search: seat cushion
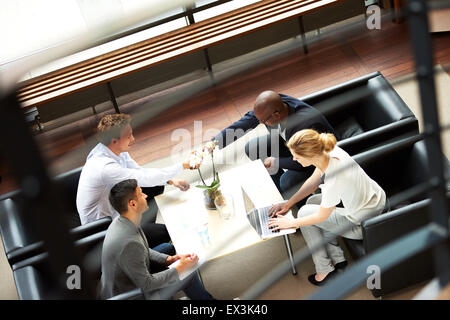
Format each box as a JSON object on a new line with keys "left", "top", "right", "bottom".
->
{"left": 342, "top": 238, "right": 365, "bottom": 259}
{"left": 335, "top": 117, "right": 364, "bottom": 140}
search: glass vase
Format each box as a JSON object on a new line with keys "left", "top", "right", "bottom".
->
{"left": 203, "top": 188, "right": 222, "bottom": 210}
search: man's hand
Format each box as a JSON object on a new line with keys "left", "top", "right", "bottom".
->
{"left": 268, "top": 214, "right": 296, "bottom": 231}
{"left": 263, "top": 157, "right": 276, "bottom": 169}
{"left": 263, "top": 156, "right": 279, "bottom": 175}
{"left": 166, "top": 255, "right": 181, "bottom": 266}
{"left": 175, "top": 253, "right": 199, "bottom": 274}
{"left": 268, "top": 202, "right": 290, "bottom": 217}
{"left": 169, "top": 179, "right": 190, "bottom": 191}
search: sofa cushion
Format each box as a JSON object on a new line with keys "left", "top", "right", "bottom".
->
{"left": 342, "top": 238, "right": 365, "bottom": 259}
{"left": 335, "top": 117, "right": 364, "bottom": 140}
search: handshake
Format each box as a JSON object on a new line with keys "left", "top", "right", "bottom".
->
{"left": 182, "top": 140, "right": 218, "bottom": 170}
{"left": 174, "top": 140, "right": 219, "bottom": 192}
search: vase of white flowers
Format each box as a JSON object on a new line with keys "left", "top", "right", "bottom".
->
{"left": 189, "top": 140, "right": 222, "bottom": 210}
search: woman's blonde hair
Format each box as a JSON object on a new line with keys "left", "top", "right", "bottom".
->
{"left": 286, "top": 129, "right": 337, "bottom": 158}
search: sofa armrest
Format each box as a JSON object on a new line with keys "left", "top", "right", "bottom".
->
{"left": 70, "top": 217, "right": 112, "bottom": 240}
{"left": 7, "top": 241, "right": 45, "bottom": 267}
{"left": 299, "top": 72, "right": 381, "bottom": 105}
{"left": 12, "top": 251, "right": 50, "bottom": 271}
{"left": 108, "top": 288, "right": 144, "bottom": 300}
{"left": 338, "top": 117, "right": 419, "bottom": 155}
{"left": 12, "top": 230, "right": 108, "bottom": 271}
{"left": 361, "top": 198, "right": 432, "bottom": 253}
{"left": 7, "top": 217, "right": 111, "bottom": 268}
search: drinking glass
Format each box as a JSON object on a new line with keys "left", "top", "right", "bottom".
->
{"left": 214, "top": 193, "right": 235, "bottom": 220}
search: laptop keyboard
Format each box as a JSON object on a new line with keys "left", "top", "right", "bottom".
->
{"left": 259, "top": 206, "right": 280, "bottom": 236}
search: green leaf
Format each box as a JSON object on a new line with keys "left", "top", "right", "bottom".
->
{"left": 210, "top": 182, "right": 220, "bottom": 190}
{"left": 210, "top": 180, "right": 219, "bottom": 188}
{"left": 195, "top": 185, "right": 210, "bottom": 189}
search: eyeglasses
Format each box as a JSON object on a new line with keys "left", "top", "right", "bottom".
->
{"left": 260, "top": 111, "right": 279, "bottom": 125}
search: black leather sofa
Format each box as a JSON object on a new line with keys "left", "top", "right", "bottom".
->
{"left": 0, "top": 166, "right": 111, "bottom": 268}
{"left": 299, "top": 71, "right": 419, "bottom": 155}
{"left": 342, "top": 135, "right": 450, "bottom": 297}
{"left": 12, "top": 230, "right": 107, "bottom": 300}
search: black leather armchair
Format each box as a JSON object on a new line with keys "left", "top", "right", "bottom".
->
{"left": 0, "top": 166, "right": 111, "bottom": 267}
{"left": 299, "top": 71, "right": 419, "bottom": 155}
{"left": 12, "top": 230, "right": 107, "bottom": 300}
{"left": 341, "top": 135, "right": 450, "bottom": 297}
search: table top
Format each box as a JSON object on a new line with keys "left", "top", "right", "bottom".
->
{"left": 155, "top": 159, "right": 285, "bottom": 263}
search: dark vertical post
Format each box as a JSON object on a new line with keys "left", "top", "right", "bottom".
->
{"left": 406, "top": 0, "right": 450, "bottom": 288}
{"left": 185, "top": 5, "right": 195, "bottom": 25}
{"left": 389, "top": 0, "right": 396, "bottom": 22}
{"left": 298, "top": 16, "right": 308, "bottom": 54}
{"left": 185, "top": 5, "right": 213, "bottom": 72}
{"left": 203, "top": 48, "right": 213, "bottom": 73}
{"left": 106, "top": 82, "right": 120, "bottom": 114}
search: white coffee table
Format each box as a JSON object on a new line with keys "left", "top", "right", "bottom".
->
{"left": 155, "top": 159, "right": 297, "bottom": 275}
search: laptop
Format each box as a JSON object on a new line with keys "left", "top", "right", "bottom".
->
{"left": 241, "top": 186, "right": 296, "bottom": 239}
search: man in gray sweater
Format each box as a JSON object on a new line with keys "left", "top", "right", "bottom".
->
{"left": 99, "top": 179, "right": 214, "bottom": 300}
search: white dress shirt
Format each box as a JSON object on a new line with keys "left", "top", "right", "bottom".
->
{"left": 278, "top": 120, "right": 287, "bottom": 141}
{"left": 76, "top": 143, "right": 183, "bottom": 225}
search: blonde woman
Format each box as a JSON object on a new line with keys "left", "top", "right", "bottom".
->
{"left": 268, "top": 129, "right": 386, "bottom": 286}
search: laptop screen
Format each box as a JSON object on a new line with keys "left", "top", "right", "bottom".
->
{"left": 241, "top": 186, "right": 256, "bottom": 214}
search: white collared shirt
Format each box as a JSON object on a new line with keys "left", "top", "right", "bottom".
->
{"left": 76, "top": 143, "right": 183, "bottom": 225}
{"left": 278, "top": 119, "right": 288, "bottom": 141}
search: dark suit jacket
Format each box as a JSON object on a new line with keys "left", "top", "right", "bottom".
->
{"left": 213, "top": 94, "right": 337, "bottom": 171}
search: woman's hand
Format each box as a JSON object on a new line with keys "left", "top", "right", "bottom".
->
{"left": 268, "top": 214, "right": 296, "bottom": 231}
{"left": 268, "top": 202, "right": 290, "bottom": 217}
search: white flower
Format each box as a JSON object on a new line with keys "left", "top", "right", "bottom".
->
{"left": 200, "top": 148, "right": 210, "bottom": 157}
{"left": 189, "top": 140, "right": 218, "bottom": 168}
{"left": 189, "top": 153, "right": 203, "bottom": 168}
{"left": 204, "top": 141, "right": 217, "bottom": 153}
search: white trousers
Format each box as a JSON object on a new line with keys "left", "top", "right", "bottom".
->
{"left": 298, "top": 193, "right": 385, "bottom": 274}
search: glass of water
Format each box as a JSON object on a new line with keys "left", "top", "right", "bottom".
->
{"left": 214, "top": 193, "right": 235, "bottom": 220}
{"left": 196, "top": 222, "right": 211, "bottom": 246}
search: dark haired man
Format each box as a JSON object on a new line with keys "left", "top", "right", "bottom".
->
{"left": 100, "top": 179, "right": 214, "bottom": 300}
